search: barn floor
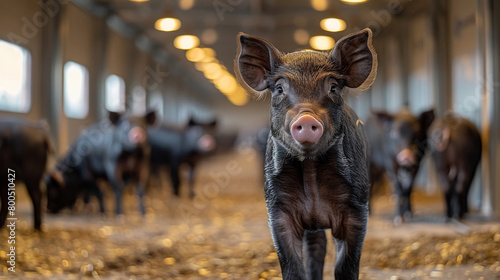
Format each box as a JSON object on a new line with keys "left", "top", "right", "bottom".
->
{"left": 1, "top": 150, "right": 500, "bottom": 279}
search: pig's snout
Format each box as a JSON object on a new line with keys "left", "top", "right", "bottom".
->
{"left": 198, "top": 134, "right": 216, "bottom": 152}
{"left": 396, "top": 148, "right": 416, "bottom": 166}
{"left": 290, "top": 114, "right": 323, "bottom": 144}
{"left": 128, "top": 127, "right": 146, "bottom": 144}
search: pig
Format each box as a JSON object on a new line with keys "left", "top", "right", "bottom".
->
{"left": 235, "top": 28, "right": 377, "bottom": 279}
{"left": 0, "top": 118, "right": 53, "bottom": 230}
{"left": 365, "top": 108, "right": 435, "bottom": 224}
{"left": 148, "top": 118, "right": 217, "bottom": 198}
{"left": 48, "top": 111, "right": 156, "bottom": 216}
{"left": 428, "top": 115, "right": 481, "bottom": 220}
{"left": 45, "top": 162, "right": 104, "bottom": 214}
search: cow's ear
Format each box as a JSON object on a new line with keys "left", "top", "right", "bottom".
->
{"left": 108, "top": 111, "right": 122, "bottom": 125}
{"left": 419, "top": 108, "right": 435, "bottom": 131}
{"left": 330, "top": 28, "right": 377, "bottom": 92}
{"left": 145, "top": 110, "right": 157, "bottom": 125}
{"left": 235, "top": 32, "right": 282, "bottom": 99}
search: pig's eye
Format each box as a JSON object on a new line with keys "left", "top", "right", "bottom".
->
{"left": 275, "top": 85, "right": 284, "bottom": 95}
{"left": 329, "top": 84, "right": 338, "bottom": 94}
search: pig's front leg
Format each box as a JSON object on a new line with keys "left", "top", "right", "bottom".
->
{"left": 397, "top": 167, "right": 417, "bottom": 221}
{"left": 187, "top": 163, "right": 196, "bottom": 199}
{"left": 268, "top": 209, "right": 306, "bottom": 280}
{"left": 136, "top": 159, "right": 150, "bottom": 215}
{"left": 386, "top": 166, "right": 411, "bottom": 224}
{"left": 332, "top": 210, "right": 367, "bottom": 280}
{"left": 105, "top": 162, "right": 125, "bottom": 216}
{"left": 304, "top": 230, "right": 327, "bottom": 280}
{"left": 169, "top": 163, "right": 181, "bottom": 197}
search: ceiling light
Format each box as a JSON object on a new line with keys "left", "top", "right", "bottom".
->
{"left": 309, "top": 36, "right": 335, "bottom": 50}
{"left": 214, "top": 74, "right": 238, "bottom": 94}
{"left": 201, "top": 48, "right": 216, "bottom": 58}
{"left": 228, "top": 92, "right": 248, "bottom": 106}
{"left": 174, "top": 35, "right": 200, "bottom": 50}
{"left": 204, "top": 69, "right": 223, "bottom": 80}
{"left": 129, "top": 0, "right": 149, "bottom": 2}
{"left": 310, "top": 0, "right": 328, "bottom": 11}
{"left": 186, "top": 48, "right": 218, "bottom": 63}
{"left": 202, "top": 63, "right": 223, "bottom": 80}
{"left": 294, "top": 29, "right": 309, "bottom": 45}
{"left": 320, "top": 18, "right": 346, "bottom": 32}
{"left": 179, "top": 0, "right": 195, "bottom": 10}
{"left": 155, "top": 18, "right": 181, "bottom": 32}
{"left": 341, "top": 0, "right": 368, "bottom": 4}
{"left": 186, "top": 48, "right": 205, "bottom": 62}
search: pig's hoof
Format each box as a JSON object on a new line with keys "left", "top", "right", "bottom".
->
{"left": 393, "top": 216, "right": 404, "bottom": 226}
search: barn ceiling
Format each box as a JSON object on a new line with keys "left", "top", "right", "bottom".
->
{"left": 80, "top": 0, "right": 414, "bottom": 106}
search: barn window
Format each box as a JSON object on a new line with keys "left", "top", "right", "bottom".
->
{"left": 148, "top": 92, "right": 163, "bottom": 120}
{"left": 0, "top": 40, "right": 32, "bottom": 113}
{"left": 105, "top": 74, "right": 126, "bottom": 112}
{"left": 64, "top": 61, "right": 89, "bottom": 119}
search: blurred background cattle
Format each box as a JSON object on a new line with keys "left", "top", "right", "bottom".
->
{"left": 1, "top": 0, "right": 500, "bottom": 278}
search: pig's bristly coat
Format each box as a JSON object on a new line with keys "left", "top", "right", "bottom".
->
{"left": 235, "top": 28, "right": 377, "bottom": 280}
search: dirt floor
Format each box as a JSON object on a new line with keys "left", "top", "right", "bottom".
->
{"left": 1, "top": 149, "right": 500, "bottom": 279}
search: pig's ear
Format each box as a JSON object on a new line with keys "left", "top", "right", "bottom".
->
{"left": 207, "top": 119, "right": 217, "bottom": 127}
{"left": 187, "top": 117, "right": 197, "bottom": 126}
{"left": 331, "top": 28, "right": 377, "bottom": 92}
{"left": 108, "top": 111, "right": 122, "bottom": 125}
{"left": 235, "top": 33, "right": 282, "bottom": 99}
{"left": 50, "top": 170, "right": 65, "bottom": 188}
{"left": 373, "top": 111, "right": 394, "bottom": 131}
{"left": 419, "top": 108, "right": 435, "bottom": 131}
{"left": 145, "top": 111, "right": 157, "bottom": 125}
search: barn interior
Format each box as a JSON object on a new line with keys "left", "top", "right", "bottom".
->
{"left": 1, "top": 0, "right": 500, "bottom": 279}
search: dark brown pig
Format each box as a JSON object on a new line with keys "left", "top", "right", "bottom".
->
{"left": 235, "top": 28, "right": 377, "bottom": 280}
{"left": 0, "top": 118, "right": 53, "bottom": 230}
{"left": 428, "top": 115, "right": 482, "bottom": 220}
{"left": 148, "top": 118, "right": 217, "bottom": 198}
{"left": 365, "top": 108, "right": 434, "bottom": 224}
{"left": 47, "top": 111, "right": 156, "bottom": 216}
